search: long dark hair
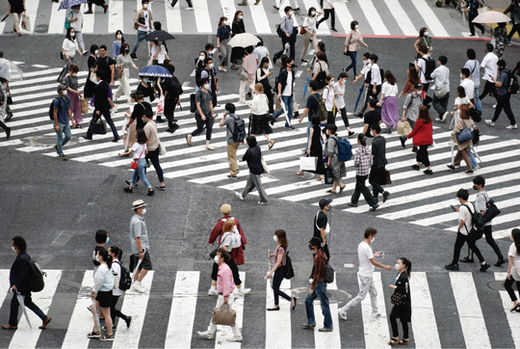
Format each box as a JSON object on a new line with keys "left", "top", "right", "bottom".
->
{"left": 512, "top": 229, "right": 520, "bottom": 256}
{"left": 136, "top": 129, "right": 147, "bottom": 144}
{"left": 233, "top": 10, "right": 243, "bottom": 23}
{"left": 384, "top": 70, "right": 396, "bottom": 85}
{"left": 65, "top": 27, "right": 76, "bottom": 41}
{"left": 109, "top": 245, "right": 123, "bottom": 261}
{"left": 274, "top": 229, "right": 288, "bottom": 250}
{"left": 407, "top": 66, "right": 420, "bottom": 85}
{"left": 399, "top": 257, "right": 412, "bottom": 277}
{"left": 115, "top": 29, "right": 125, "bottom": 46}
{"left": 418, "top": 105, "right": 431, "bottom": 124}
{"left": 97, "top": 247, "right": 112, "bottom": 268}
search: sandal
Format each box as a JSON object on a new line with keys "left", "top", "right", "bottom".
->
{"left": 268, "top": 140, "right": 275, "bottom": 150}
{"left": 100, "top": 334, "right": 114, "bottom": 341}
{"left": 339, "top": 185, "right": 346, "bottom": 193}
{"left": 296, "top": 171, "right": 304, "bottom": 176}
{"left": 510, "top": 303, "right": 520, "bottom": 312}
{"left": 388, "top": 337, "right": 400, "bottom": 345}
{"left": 326, "top": 189, "right": 335, "bottom": 193}
{"left": 87, "top": 331, "right": 101, "bottom": 339}
{"left": 399, "top": 338, "right": 409, "bottom": 345}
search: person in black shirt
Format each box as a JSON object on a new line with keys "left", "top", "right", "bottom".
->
{"left": 84, "top": 75, "right": 119, "bottom": 141}
{"left": 95, "top": 45, "right": 115, "bottom": 96}
{"left": 313, "top": 198, "right": 331, "bottom": 260}
{"left": 161, "top": 63, "right": 182, "bottom": 133}
{"left": 125, "top": 92, "right": 152, "bottom": 132}
{"left": 369, "top": 123, "right": 390, "bottom": 202}
{"left": 235, "top": 136, "right": 268, "bottom": 204}
{"left": 362, "top": 99, "right": 381, "bottom": 137}
{"left": 2, "top": 236, "right": 51, "bottom": 330}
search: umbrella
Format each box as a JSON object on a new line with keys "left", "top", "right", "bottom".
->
{"left": 0, "top": 58, "right": 24, "bottom": 81}
{"left": 303, "top": 77, "right": 309, "bottom": 98}
{"left": 58, "top": 0, "right": 88, "bottom": 10}
{"left": 139, "top": 65, "right": 172, "bottom": 78}
{"left": 472, "top": 11, "right": 510, "bottom": 24}
{"left": 227, "top": 33, "right": 261, "bottom": 48}
{"left": 16, "top": 292, "right": 32, "bottom": 329}
{"left": 354, "top": 84, "right": 365, "bottom": 112}
{"left": 145, "top": 30, "right": 175, "bottom": 42}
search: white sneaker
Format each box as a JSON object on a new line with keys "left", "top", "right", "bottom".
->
{"left": 238, "top": 287, "right": 251, "bottom": 295}
{"left": 371, "top": 312, "right": 384, "bottom": 319}
{"left": 228, "top": 336, "right": 243, "bottom": 342}
{"left": 208, "top": 287, "right": 218, "bottom": 296}
{"left": 234, "top": 192, "right": 244, "bottom": 201}
{"left": 338, "top": 309, "right": 348, "bottom": 321}
{"left": 197, "top": 330, "right": 214, "bottom": 340}
{"left": 132, "top": 281, "right": 145, "bottom": 293}
{"left": 506, "top": 124, "right": 518, "bottom": 129}
{"left": 484, "top": 119, "right": 495, "bottom": 127}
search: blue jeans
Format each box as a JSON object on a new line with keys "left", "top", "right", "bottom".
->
{"left": 272, "top": 95, "right": 294, "bottom": 127}
{"left": 55, "top": 122, "right": 71, "bottom": 156}
{"left": 474, "top": 87, "right": 481, "bottom": 112}
{"left": 304, "top": 281, "right": 332, "bottom": 329}
{"left": 345, "top": 50, "right": 357, "bottom": 76}
{"left": 469, "top": 148, "right": 477, "bottom": 168}
{"left": 131, "top": 30, "right": 149, "bottom": 56}
{"left": 132, "top": 158, "right": 152, "bottom": 189}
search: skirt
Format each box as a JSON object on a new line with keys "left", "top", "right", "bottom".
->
{"left": 381, "top": 96, "right": 399, "bottom": 129}
{"left": 69, "top": 92, "right": 82, "bottom": 123}
{"left": 250, "top": 114, "right": 272, "bottom": 135}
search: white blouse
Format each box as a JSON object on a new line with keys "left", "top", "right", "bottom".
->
{"left": 62, "top": 39, "right": 79, "bottom": 58}
{"left": 249, "top": 93, "right": 269, "bottom": 115}
{"left": 382, "top": 82, "right": 398, "bottom": 97}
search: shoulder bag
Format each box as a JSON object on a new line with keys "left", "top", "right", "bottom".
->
{"left": 130, "top": 146, "right": 145, "bottom": 170}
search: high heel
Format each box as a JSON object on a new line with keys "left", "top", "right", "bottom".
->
{"left": 291, "top": 297, "right": 297, "bottom": 311}
{"left": 510, "top": 303, "right": 520, "bottom": 312}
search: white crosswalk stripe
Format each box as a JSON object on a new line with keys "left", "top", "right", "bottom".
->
{"left": 1, "top": 0, "right": 464, "bottom": 37}
{"left": 2, "top": 67, "right": 519, "bottom": 240}
{"left": 1, "top": 269, "right": 516, "bottom": 348}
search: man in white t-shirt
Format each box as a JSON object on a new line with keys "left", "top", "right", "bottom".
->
{"left": 130, "top": 0, "right": 153, "bottom": 60}
{"left": 338, "top": 227, "right": 391, "bottom": 320}
{"left": 460, "top": 68, "right": 475, "bottom": 101}
{"left": 445, "top": 189, "right": 491, "bottom": 272}
{"left": 479, "top": 43, "right": 498, "bottom": 102}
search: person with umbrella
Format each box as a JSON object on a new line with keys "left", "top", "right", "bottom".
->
{"left": 130, "top": 0, "right": 153, "bottom": 60}
{"left": 0, "top": 52, "right": 12, "bottom": 138}
{"left": 146, "top": 21, "right": 175, "bottom": 58}
{"left": 464, "top": 0, "right": 486, "bottom": 37}
{"left": 65, "top": 3, "right": 86, "bottom": 55}
{"left": 230, "top": 11, "right": 246, "bottom": 70}
{"left": 2, "top": 236, "right": 52, "bottom": 331}
{"left": 149, "top": 37, "right": 170, "bottom": 66}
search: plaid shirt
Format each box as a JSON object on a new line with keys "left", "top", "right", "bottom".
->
{"left": 354, "top": 145, "right": 372, "bottom": 176}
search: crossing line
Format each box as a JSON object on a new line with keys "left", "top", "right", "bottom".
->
{"left": 411, "top": 0, "right": 449, "bottom": 37}
{"left": 357, "top": 0, "right": 389, "bottom": 36}
{"left": 265, "top": 278, "right": 292, "bottom": 348}
{"left": 48, "top": 2, "right": 66, "bottom": 34}
{"left": 495, "top": 273, "right": 520, "bottom": 348}
{"left": 410, "top": 272, "right": 441, "bottom": 349}
{"left": 361, "top": 272, "right": 389, "bottom": 349}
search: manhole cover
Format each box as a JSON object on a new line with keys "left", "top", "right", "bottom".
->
{"left": 488, "top": 280, "right": 506, "bottom": 291}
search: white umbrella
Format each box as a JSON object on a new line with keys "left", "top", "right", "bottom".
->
{"left": 472, "top": 11, "right": 510, "bottom": 24}
{"left": 227, "top": 33, "right": 261, "bottom": 48}
{"left": 16, "top": 293, "right": 32, "bottom": 329}
{"left": 0, "top": 58, "right": 24, "bottom": 81}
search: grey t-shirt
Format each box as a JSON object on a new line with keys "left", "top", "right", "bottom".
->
{"left": 474, "top": 190, "right": 491, "bottom": 226}
{"left": 129, "top": 214, "right": 149, "bottom": 254}
{"left": 195, "top": 89, "right": 211, "bottom": 116}
{"left": 222, "top": 114, "right": 238, "bottom": 145}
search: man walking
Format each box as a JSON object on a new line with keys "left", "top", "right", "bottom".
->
{"left": 271, "top": 58, "right": 295, "bottom": 128}
{"left": 316, "top": 0, "right": 336, "bottom": 32}
{"left": 2, "top": 236, "right": 52, "bottom": 330}
{"left": 129, "top": 200, "right": 153, "bottom": 293}
{"left": 314, "top": 198, "right": 332, "bottom": 260}
{"left": 219, "top": 103, "right": 241, "bottom": 178}
{"left": 95, "top": 45, "right": 115, "bottom": 96}
{"left": 169, "top": 0, "right": 193, "bottom": 10}
{"left": 186, "top": 78, "right": 215, "bottom": 150}
{"left": 348, "top": 134, "right": 379, "bottom": 211}
{"left": 430, "top": 56, "right": 450, "bottom": 121}
{"left": 464, "top": 0, "right": 485, "bottom": 36}
{"left": 301, "top": 237, "right": 332, "bottom": 332}
{"left": 131, "top": 0, "right": 152, "bottom": 60}
{"left": 368, "top": 123, "right": 390, "bottom": 203}
{"left": 162, "top": 63, "right": 182, "bottom": 133}
{"left": 52, "top": 84, "right": 76, "bottom": 160}
{"left": 84, "top": 74, "right": 119, "bottom": 142}
{"left": 479, "top": 43, "right": 498, "bottom": 102}
{"left": 464, "top": 49, "right": 481, "bottom": 112}
{"left": 200, "top": 57, "right": 219, "bottom": 108}
{"left": 485, "top": 59, "right": 517, "bottom": 129}
{"left": 338, "top": 227, "right": 391, "bottom": 321}
{"left": 273, "top": 7, "right": 297, "bottom": 63}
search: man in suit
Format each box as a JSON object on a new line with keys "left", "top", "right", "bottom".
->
{"left": 83, "top": 75, "right": 119, "bottom": 141}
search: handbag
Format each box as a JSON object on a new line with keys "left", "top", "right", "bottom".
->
{"left": 324, "top": 166, "right": 334, "bottom": 184}
{"left": 391, "top": 292, "right": 406, "bottom": 306}
{"left": 80, "top": 98, "right": 88, "bottom": 114}
{"left": 21, "top": 13, "right": 31, "bottom": 32}
{"left": 90, "top": 115, "right": 106, "bottom": 135}
{"left": 397, "top": 120, "right": 411, "bottom": 136}
{"left": 456, "top": 127, "right": 474, "bottom": 143}
{"left": 384, "top": 170, "right": 392, "bottom": 185}
{"left": 300, "top": 156, "right": 317, "bottom": 172}
{"left": 89, "top": 72, "right": 98, "bottom": 84}
{"left": 299, "top": 26, "right": 305, "bottom": 35}
{"left": 261, "top": 156, "right": 270, "bottom": 174}
{"left": 156, "top": 98, "right": 164, "bottom": 117}
{"left": 159, "top": 143, "right": 167, "bottom": 156}
{"left": 131, "top": 147, "right": 145, "bottom": 170}
{"left": 433, "top": 84, "right": 449, "bottom": 98}
{"left": 284, "top": 251, "right": 295, "bottom": 279}
{"left": 212, "top": 303, "right": 236, "bottom": 326}
{"left": 115, "top": 65, "right": 123, "bottom": 80}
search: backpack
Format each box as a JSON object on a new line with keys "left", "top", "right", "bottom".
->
{"left": 462, "top": 203, "right": 484, "bottom": 238}
{"left": 229, "top": 114, "right": 246, "bottom": 142}
{"left": 220, "top": 217, "right": 242, "bottom": 249}
{"left": 332, "top": 136, "right": 353, "bottom": 162}
{"left": 421, "top": 56, "right": 436, "bottom": 81}
{"left": 113, "top": 261, "right": 132, "bottom": 291}
{"left": 48, "top": 98, "right": 58, "bottom": 121}
{"left": 312, "top": 94, "right": 328, "bottom": 122}
{"left": 505, "top": 69, "right": 519, "bottom": 94}
{"left": 168, "top": 76, "right": 184, "bottom": 97}
{"left": 324, "top": 263, "right": 334, "bottom": 284}
{"left": 28, "top": 258, "right": 46, "bottom": 292}
{"left": 315, "top": 62, "right": 327, "bottom": 89}
{"left": 284, "top": 251, "right": 295, "bottom": 279}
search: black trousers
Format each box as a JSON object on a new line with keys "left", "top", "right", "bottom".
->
{"left": 505, "top": 277, "right": 520, "bottom": 302}
{"left": 274, "top": 34, "right": 296, "bottom": 61}
{"left": 351, "top": 175, "right": 378, "bottom": 206}
{"left": 369, "top": 166, "right": 385, "bottom": 197}
{"left": 432, "top": 92, "right": 449, "bottom": 119}
{"left": 337, "top": 107, "right": 349, "bottom": 128}
{"left": 265, "top": 88, "right": 274, "bottom": 114}
{"left": 147, "top": 148, "right": 164, "bottom": 183}
{"left": 360, "top": 84, "right": 381, "bottom": 114}
{"left": 110, "top": 295, "right": 128, "bottom": 323}
{"left": 327, "top": 111, "right": 335, "bottom": 126}
{"left": 468, "top": 9, "right": 485, "bottom": 35}
{"left": 272, "top": 267, "right": 291, "bottom": 306}
{"left": 191, "top": 112, "right": 213, "bottom": 140}
{"left": 9, "top": 290, "right": 47, "bottom": 326}
{"left": 390, "top": 309, "right": 409, "bottom": 339}
{"left": 452, "top": 232, "right": 485, "bottom": 265}
{"left": 0, "top": 120, "right": 8, "bottom": 132}
{"left": 416, "top": 145, "right": 430, "bottom": 166}
{"left": 508, "top": 23, "right": 520, "bottom": 40}
{"left": 211, "top": 259, "right": 242, "bottom": 286}
{"left": 479, "top": 80, "right": 496, "bottom": 100}
{"left": 164, "top": 96, "right": 178, "bottom": 130}
{"left": 87, "top": 108, "right": 118, "bottom": 139}
{"left": 492, "top": 93, "right": 516, "bottom": 125}
{"left": 317, "top": 8, "right": 335, "bottom": 29}
{"left": 467, "top": 225, "right": 504, "bottom": 260}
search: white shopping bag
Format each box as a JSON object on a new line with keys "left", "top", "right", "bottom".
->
{"left": 21, "top": 13, "right": 31, "bottom": 32}
{"left": 300, "top": 156, "right": 317, "bottom": 171}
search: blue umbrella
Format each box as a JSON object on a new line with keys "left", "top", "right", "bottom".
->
{"left": 303, "top": 77, "right": 309, "bottom": 98}
{"left": 354, "top": 84, "right": 365, "bottom": 112}
{"left": 139, "top": 65, "right": 172, "bottom": 78}
{"left": 59, "top": 0, "right": 88, "bottom": 10}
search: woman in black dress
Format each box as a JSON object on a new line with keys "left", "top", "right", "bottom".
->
{"left": 230, "top": 10, "right": 245, "bottom": 70}
{"left": 84, "top": 44, "right": 98, "bottom": 99}
{"left": 388, "top": 257, "right": 412, "bottom": 346}
{"left": 297, "top": 116, "right": 324, "bottom": 178}
{"left": 256, "top": 57, "right": 274, "bottom": 114}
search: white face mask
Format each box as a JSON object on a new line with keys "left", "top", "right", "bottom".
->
{"left": 199, "top": 55, "right": 205, "bottom": 61}
{"left": 371, "top": 236, "right": 376, "bottom": 243}
{"left": 214, "top": 255, "right": 220, "bottom": 264}
{"left": 209, "top": 63, "right": 214, "bottom": 69}
{"left": 355, "top": 25, "right": 360, "bottom": 30}
{"left": 238, "top": 15, "right": 243, "bottom": 20}
{"left": 273, "top": 235, "right": 278, "bottom": 243}
{"left": 460, "top": 74, "right": 465, "bottom": 79}
{"left": 203, "top": 83, "right": 209, "bottom": 90}
{"left": 395, "top": 263, "right": 402, "bottom": 271}
{"left": 329, "top": 81, "right": 334, "bottom": 86}
{"left": 11, "top": 246, "right": 16, "bottom": 252}
{"left": 117, "top": 34, "right": 122, "bottom": 40}
{"left": 95, "top": 50, "right": 99, "bottom": 55}
{"left": 62, "top": 90, "right": 68, "bottom": 96}
{"left": 311, "top": 11, "right": 316, "bottom": 16}
{"left": 288, "top": 11, "right": 293, "bottom": 17}
{"left": 95, "top": 255, "right": 101, "bottom": 262}
{"left": 224, "top": 21, "right": 229, "bottom": 26}
{"left": 71, "top": 33, "right": 75, "bottom": 38}
{"left": 143, "top": 3, "right": 148, "bottom": 9}
{"left": 142, "top": 208, "right": 147, "bottom": 215}
{"left": 424, "top": 31, "right": 429, "bottom": 36}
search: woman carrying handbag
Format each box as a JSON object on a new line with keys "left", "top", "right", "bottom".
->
{"left": 388, "top": 257, "right": 412, "bottom": 346}
{"left": 119, "top": 129, "right": 154, "bottom": 196}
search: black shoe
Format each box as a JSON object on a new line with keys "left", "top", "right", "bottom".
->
{"left": 125, "top": 316, "right": 132, "bottom": 329}
{"left": 382, "top": 191, "right": 390, "bottom": 203}
{"left": 272, "top": 5, "right": 279, "bottom": 10}
{"left": 292, "top": 64, "right": 298, "bottom": 68}
{"left": 156, "top": 185, "right": 166, "bottom": 191}
{"left": 156, "top": 118, "right": 166, "bottom": 123}
{"left": 424, "top": 169, "right": 433, "bottom": 175}
{"left": 125, "top": 180, "right": 138, "bottom": 188}
{"left": 348, "top": 131, "right": 355, "bottom": 137}
{"left": 168, "top": 123, "right": 179, "bottom": 133}
{"left": 399, "top": 136, "right": 406, "bottom": 148}
{"left": 460, "top": 256, "right": 474, "bottom": 263}
{"left": 445, "top": 263, "right": 459, "bottom": 271}
{"left": 300, "top": 323, "right": 316, "bottom": 330}
{"left": 369, "top": 204, "right": 379, "bottom": 211}
{"left": 266, "top": 307, "right": 280, "bottom": 311}
{"left": 124, "top": 187, "right": 133, "bottom": 193}
{"left": 147, "top": 190, "right": 154, "bottom": 196}
{"left": 319, "top": 327, "right": 333, "bottom": 332}
{"left": 269, "top": 117, "right": 275, "bottom": 125}
{"left": 112, "top": 137, "right": 120, "bottom": 143}
{"left": 5, "top": 127, "right": 11, "bottom": 139}
{"left": 495, "top": 259, "right": 506, "bottom": 267}
{"left": 130, "top": 54, "right": 138, "bottom": 60}
{"left": 447, "top": 164, "right": 455, "bottom": 171}
{"left": 347, "top": 202, "right": 358, "bottom": 207}
{"left": 82, "top": 135, "right": 92, "bottom": 141}
{"left": 301, "top": 59, "right": 309, "bottom": 63}
{"left": 355, "top": 112, "right": 363, "bottom": 118}
{"left": 330, "top": 28, "right": 337, "bottom": 32}
{"left": 465, "top": 169, "right": 474, "bottom": 174}
{"left": 480, "top": 262, "right": 491, "bottom": 272}
{"left": 412, "top": 164, "right": 420, "bottom": 171}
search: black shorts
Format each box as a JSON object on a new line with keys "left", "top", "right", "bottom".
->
{"left": 139, "top": 251, "right": 153, "bottom": 271}
{"left": 96, "top": 290, "right": 113, "bottom": 308}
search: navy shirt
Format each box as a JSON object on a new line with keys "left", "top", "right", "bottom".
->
{"left": 217, "top": 25, "right": 231, "bottom": 40}
{"left": 10, "top": 252, "right": 32, "bottom": 291}
{"left": 496, "top": 69, "right": 509, "bottom": 96}
{"left": 305, "top": 93, "right": 321, "bottom": 120}
{"left": 53, "top": 96, "right": 70, "bottom": 124}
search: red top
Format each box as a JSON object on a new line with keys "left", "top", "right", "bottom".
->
{"left": 209, "top": 215, "right": 247, "bottom": 265}
{"left": 407, "top": 118, "right": 433, "bottom": 146}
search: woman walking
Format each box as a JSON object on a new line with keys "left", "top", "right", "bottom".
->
{"left": 84, "top": 44, "right": 99, "bottom": 100}
{"left": 344, "top": 20, "right": 368, "bottom": 75}
{"left": 301, "top": 7, "right": 319, "bottom": 63}
{"left": 325, "top": 124, "right": 346, "bottom": 194}
{"left": 322, "top": 75, "right": 335, "bottom": 125}
{"left": 505, "top": 229, "right": 520, "bottom": 312}
{"left": 235, "top": 136, "right": 268, "bottom": 204}
{"left": 378, "top": 71, "right": 399, "bottom": 133}
{"left": 120, "top": 129, "right": 154, "bottom": 196}
{"left": 266, "top": 229, "right": 297, "bottom": 311}
{"left": 112, "top": 30, "right": 125, "bottom": 58}
{"left": 114, "top": 43, "right": 139, "bottom": 102}
{"left": 64, "top": 64, "right": 83, "bottom": 128}
{"left": 249, "top": 83, "right": 275, "bottom": 149}
{"left": 216, "top": 16, "right": 232, "bottom": 72}
{"left": 256, "top": 57, "right": 274, "bottom": 114}
{"left": 447, "top": 105, "right": 475, "bottom": 174}
{"left": 493, "top": 22, "right": 508, "bottom": 58}
{"left": 388, "top": 257, "right": 412, "bottom": 346}
{"left": 59, "top": 27, "right": 83, "bottom": 82}
{"left": 6, "top": 0, "right": 24, "bottom": 36}
{"left": 87, "top": 247, "right": 114, "bottom": 341}
{"left": 230, "top": 11, "right": 246, "bottom": 70}
{"left": 142, "top": 111, "right": 165, "bottom": 190}
{"left": 334, "top": 72, "right": 355, "bottom": 136}
{"left": 400, "top": 105, "right": 434, "bottom": 175}
{"left": 297, "top": 116, "right": 325, "bottom": 179}
{"left": 398, "top": 66, "right": 420, "bottom": 99}
{"left": 108, "top": 246, "right": 132, "bottom": 329}
{"left": 413, "top": 27, "right": 433, "bottom": 57}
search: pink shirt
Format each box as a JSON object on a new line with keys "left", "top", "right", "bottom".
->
{"left": 217, "top": 262, "right": 235, "bottom": 297}
{"left": 242, "top": 54, "right": 257, "bottom": 80}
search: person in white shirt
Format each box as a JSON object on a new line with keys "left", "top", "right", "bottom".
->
{"left": 316, "top": 0, "right": 337, "bottom": 32}
{"left": 66, "top": 5, "right": 86, "bottom": 54}
{"left": 322, "top": 75, "right": 335, "bottom": 124}
{"left": 479, "top": 43, "right": 498, "bottom": 102}
{"left": 60, "top": 28, "right": 83, "bottom": 82}
{"left": 430, "top": 55, "right": 450, "bottom": 120}
{"left": 338, "top": 228, "right": 391, "bottom": 320}
{"left": 460, "top": 68, "right": 475, "bottom": 101}
{"left": 414, "top": 45, "right": 434, "bottom": 105}
{"left": 445, "top": 188, "right": 490, "bottom": 271}
{"left": 334, "top": 72, "right": 355, "bottom": 135}
{"left": 367, "top": 54, "right": 382, "bottom": 108}
{"left": 378, "top": 70, "right": 399, "bottom": 133}
{"left": 352, "top": 52, "right": 372, "bottom": 117}
{"left": 301, "top": 7, "right": 320, "bottom": 63}
{"left": 504, "top": 228, "right": 520, "bottom": 312}
{"left": 108, "top": 246, "right": 132, "bottom": 329}
{"left": 464, "top": 48, "right": 481, "bottom": 112}
{"left": 150, "top": 39, "right": 170, "bottom": 65}
{"left": 130, "top": 0, "right": 152, "bottom": 60}
{"left": 249, "top": 83, "right": 274, "bottom": 148}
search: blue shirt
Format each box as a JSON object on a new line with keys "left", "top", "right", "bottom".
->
{"left": 53, "top": 96, "right": 70, "bottom": 124}
{"left": 217, "top": 25, "right": 231, "bottom": 40}
{"left": 113, "top": 40, "right": 122, "bottom": 58}
{"left": 496, "top": 69, "right": 509, "bottom": 96}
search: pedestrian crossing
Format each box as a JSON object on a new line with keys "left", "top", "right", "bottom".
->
{"left": 2, "top": 66, "right": 519, "bottom": 240}
{"left": 0, "top": 268, "right": 519, "bottom": 348}
{"left": 1, "top": 0, "right": 466, "bottom": 37}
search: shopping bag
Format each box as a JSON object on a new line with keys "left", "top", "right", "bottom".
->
{"left": 80, "top": 98, "right": 88, "bottom": 114}
{"left": 300, "top": 156, "right": 317, "bottom": 171}
{"left": 384, "top": 170, "right": 392, "bottom": 185}
{"left": 261, "top": 156, "right": 270, "bottom": 174}
{"left": 21, "top": 13, "right": 31, "bottom": 32}
{"left": 212, "top": 303, "right": 236, "bottom": 326}
{"left": 159, "top": 143, "right": 167, "bottom": 156}
{"left": 397, "top": 120, "right": 411, "bottom": 136}
{"left": 156, "top": 98, "right": 164, "bottom": 117}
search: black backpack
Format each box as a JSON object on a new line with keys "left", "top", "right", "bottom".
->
{"left": 48, "top": 98, "right": 58, "bottom": 121}
{"left": 324, "top": 263, "right": 334, "bottom": 284}
{"left": 114, "top": 261, "right": 132, "bottom": 291}
{"left": 505, "top": 69, "right": 519, "bottom": 94}
{"left": 284, "top": 251, "right": 295, "bottom": 279}
{"left": 421, "top": 56, "right": 436, "bottom": 81}
{"left": 229, "top": 114, "right": 246, "bottom": 142}
{"left": 168, "top": 76, "right": 184, "bottom": 97}
{"left": 315, "top": 62, "right": 327, "bottom": 89}
{"left": 462, "top": 203, "right": 484, "bottom": 238}
{"left": 28, "top": 257, "right": 46, "bottom": 292}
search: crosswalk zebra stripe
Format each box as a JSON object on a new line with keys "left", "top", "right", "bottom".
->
{"left": 0, "top": 270, "right": 12, "bottom": 315}
{"left": 445, "top": 209, "right": 520, "bottom": 234}
{"left": 449, "top": 272, "right": 491, "bottom": 348}
{"left": 8, "top": 270, "right": 62, "bottom": 349}
{"left": 385, "top": 0, "right": 417, "bottom": 37}
{"left": 62, "top": 270, "right": 94, "bottom": 349}
{"left": 220, "top": 0, "right": 237, "bottom": 21}
{"left": 82, "top": 4, "right": 95, "bottom": 34}
{"left": 164, "top": 0, "right": 183, "bottom": 33}
{"left": 164, "top": 271, "right": 200, "bottom": 349}
{"left": 48, "top": 2, "right": 66, "bottom": 34}
{"left": 113, "top": 271, "right": 155, "bottom": 348}
{"left": 361, "top": 272, "right": 390, "bottom": 349}
{"left": 108, "top": 0, "right": 125, "bottom": 34}
{"left": 193, "top": 0, "right": 213, "bottom": 33}
{"left": 303, "top": 0, "right": 329, "bottom": 35}
{"left": 215, "top": 271, "right": 246, "bottom": 348}
{"left": 495, "top": 273, "right": 520, "bottom": 348}
{"left": 411, "top": 0, "right": 449, "bottom": 37}
{"left": 265, "top": 279, "right": 292, "bottom": 349}
{"left": 333, "top": 1, "right": 354, "bottom": 36}
{"left": 357, "top": 0, "right": 389, "bottom": 36}
{"left": 23, "top": 0, "right": 39, "bottom": 34}
{"left": 248, "top": 0, "right": 272, "bottom": 34}
{"left": 313, "top": 303, "right": 341, "bottom": 347}
{"left": 409, "top": 272, "right": 441, "bottom": 349}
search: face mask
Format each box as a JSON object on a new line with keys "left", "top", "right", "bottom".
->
{"left": 142, "top": 208, "right": 147, "bottom": 215}
{"left": 143, "top": 3, "right": 148, "bottom": 9}
{"left": 273, "top": 235, "right": 278, "bottom": 243}
{"left": 395, "top": 264, "right": 402, "bottom": 271}
{"left": 460, "top": 74, "right": 464, "bottom": 79}
{"left": 214, "top": 255, "right": 220, "bottom": 264}
{"left": 203, "top": 83, "right": 209, "bottom": 90}
{"left": 143, "top": 78, "right": 149, "bottom": 83}
{"left": 224, "top": 21, "right": 229, "bottom": 26}
{"left": 62, "top": 90, "right": 68, "bottom": 96}
{"left": 106, "top": 237, "right": 110, "bottom": 244}
{"left": 288, "top": 11, "right": 293, "bottom": 17}
{"left": 209, "top": 63, "right": 214, "bottom": 69}
{"left": 329, "top": 81, "right": 334, "bottom": 86}
{"left": 142, "top": 117, "right": 147, "bottom": 123}
{"left": 355, "top": 25, "right": 360, "bottom": 30}
{"left": 71, "top": 33, "right": 76, "bottom": 38}
{"left": 371, "top": 236, "right": 376, "bottom": 243}
{"left": 311, "top": 11, "right": 316, "bottom": 16}
{"left": 211, "top": 48, "right": 217, "bottom": 54}
{"left": 343, "top": 79, "right": 347, "bottom": 84}
{"left": 117, "top": 34, "right": 122, "bottom": 40}
{"left": 473, "top": 185, "right": 478, "bottom": 190}
{"left": 11, "top": 246, "right": 16, "bottom": 252}
{"left": 95, "top": 50, "right": 99, "bottom": 55}
{"left": 238, "top": 15, "right": 243, "bottom": 20}
{"left": 199, "top": 55, "right": 205, "bottom": 61}
{"left": 95, "top": 255, "right": 100, "bottom": 262}
{"left": 424, "top": 31, "right": 429, "bottom": 36}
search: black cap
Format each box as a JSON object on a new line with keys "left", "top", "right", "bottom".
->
{"left": 309, "top": 237, "right": 322, "bottom": 247}
{"left": 319, "top": 198, "right": 332, "bottom": 209}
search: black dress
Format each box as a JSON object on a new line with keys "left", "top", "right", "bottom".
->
{"left": 230, "top": 21, "right": 245, "bottom": 65}
{"left": 309, "top": 125, "right": 325, "bottom": 175}
{"left": 83, "top": 55, "right": 97, "bottom": 98}
{"left": 256, "top": 67, "right": 274, "bottom": 114}
{"left": 390, "top": 272, "right": 411, "bottom": 322}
